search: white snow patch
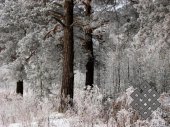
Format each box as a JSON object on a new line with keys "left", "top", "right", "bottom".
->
{"left": 8, "top": 122, "right": 38, "bottom": 127}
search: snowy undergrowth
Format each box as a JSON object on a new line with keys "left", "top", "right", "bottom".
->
{"left": 0, "top": 86, "right": 170, "bottom": 127}
{"left": 111, "top": 87, "right": 170, "bottom": 127}
{"left": 0, "top": 90, "right": 58, "bottom": 127}
{"left": 64, "top": 86, "right": 170, "bottom": 127}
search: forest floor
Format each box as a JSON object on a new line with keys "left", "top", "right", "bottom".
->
{"left": 0, "top": 86, "right": 169, "bottom": 127}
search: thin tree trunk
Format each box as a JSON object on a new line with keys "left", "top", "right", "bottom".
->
{"left": 16, "top": 64, "right": 24, "bottom": 96}
{"left": 96, "top": 41, "right": 101, "bottom": 88}
{"left": 85, "top": 28, "right": 94, "bottom": 88}
{"left": 16, "top": 80, "right": 23, "bottom": 96}
{"left": 97, "top": 61, "right": 101, "bottom": 87}
{"left": 60, "top": 0, "right": 74, "bottom": 112}
{"left": 118, "top": 61, "right": 121, "bottom": 92}
{"left": 163, "top": 68, "right": 167, "bottom": 93}
{"left": 84, "top": 0, "right": 94, "bottom": 88}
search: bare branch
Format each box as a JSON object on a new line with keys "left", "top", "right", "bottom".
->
{"left": 70, "top": 21, "right": 79, "bottom": 27}
{"left": 53, "top": 17, "right": 65, "bottom": 27}
{"left": 82, "top": 1, "right": 88, "bottom": 6}
{"left": 48, "top": 10, "right": 64, "bottom": 19}
{"left": 44, "top": 24, "right": 62, "bottom": 40}
{"left": 44, "top": 30, "right": 52, "bottom": 40}
{"left": 53, "top": 2, "right": 63, "bottom": 8}
{"left": 49, "top": 13, "right": 64, "bottom": 20}
{"left": 25, "top": 50, "right": 36, "bottom": 63}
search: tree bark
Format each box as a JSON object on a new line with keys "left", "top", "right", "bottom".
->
{"left": 84, "top": 0, "right": 94, "bottom": 89}
{"left": 16, "top": 80, "right": 23, "bottom": 96}
{"left": 60, "top": 0, "right": 74, "bottom": 112}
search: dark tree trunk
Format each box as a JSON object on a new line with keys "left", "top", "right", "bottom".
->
{"left": 118, "top": 61, "right": 121, "bottom": 92}
{"left": 85, "top": 28, "right": 94, "bottom": 88}
{"left": 128, "top": 58, "right": 130, "bottom": 82}
{"left": 84, "top": 0, "right": 94, "bottom": 88}
{"left": 16, "top": 80, "right": 23, "bottom": 96}
{"left": 60, "top": 0, "right": 74, "bottom": 112}
{"left": 97, "top": 42, "right": 101, "bottom": 87}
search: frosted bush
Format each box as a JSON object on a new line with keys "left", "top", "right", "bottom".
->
{"left": 0, "top": 90, "right": 58, "bottom": 127}
{"left": 73, "top": 86, "right": 103, "bottom": 122}
{"left": 57, "top": 86, "right": 170, "bottom": 127}
{"left": 116, "top": 109, "right": 132, "bottom": 127}
{"left": 149, "top": 110, "right": 167, "bottom": 127}
{"left": 64, "top": 85, "right": 114, "bottom": 126}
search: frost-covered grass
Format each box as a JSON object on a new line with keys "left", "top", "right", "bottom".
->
{"left": 0, "top": 86, "right": 169, "bottom": 127}
{"left": 0, "top": 89, "right": 58, "bottom": 127}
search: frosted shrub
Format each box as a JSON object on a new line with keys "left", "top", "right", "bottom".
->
{"left": 149, "top": 110, "right": 167, "bottom": 127}
{"left": 113, "top": 86, "right": 169, "bottom": 127}
{"left": 68, "top": 85, "right": 111, "bottom": 126}
{"left": 0, "top": 90, "right": 58, "bottom": 126}
{"left": 116, "top": 109, "right": 132, "bottom": 127}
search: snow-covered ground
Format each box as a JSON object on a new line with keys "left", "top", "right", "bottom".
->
{"left": 0, "top": 86, "right": 169, "bottom": 127}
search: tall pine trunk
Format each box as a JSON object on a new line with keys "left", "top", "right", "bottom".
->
{"left": 60, "top": 0, "right": 74, "bottom": 112}
{"left": 16, "top": 80, "right": 23, "bottom": 96}
{"left": 84, "top": 0, "right": 94, "bottom": 88}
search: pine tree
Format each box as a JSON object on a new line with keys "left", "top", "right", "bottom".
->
{"left": 60, "top": 0, "right": 74, "bottom": 112}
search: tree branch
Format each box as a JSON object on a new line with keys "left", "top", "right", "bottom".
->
{"left": 48, "top": 10, "right": 64, "bottom": 18}
{"left": 52, "top": 17, "right": 65, "bottom": 27}
{"left": 25, "top": 50, "right": 36, "bottom": 63}
{"left": 82, "top": 1, "right": 88, "bottom": 6}
{"left": 44, "top": 24, "right": 62, "bottom": 40}
{"left": 53, "top": 2, "right": 63, "bottom": 8}
{"left": 49, "top": 12, "right": 64, "bottom": 20}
